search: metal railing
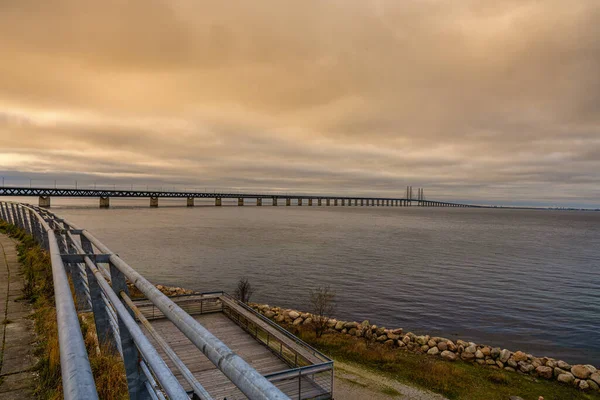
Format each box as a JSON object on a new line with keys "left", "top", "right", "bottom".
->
{"left": 0, "top": 201, "right": 296, "bottom": 400}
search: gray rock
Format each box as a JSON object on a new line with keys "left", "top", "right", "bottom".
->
{"left": 427, "top": 339, "right": 437, "bottom": 348}
{"left": 507, "top": 359, "right": 518, "bottom": 368}
{"left": 465, "top": 345, "right": 477, "bottom": 354}
{"left": 579, "top": 380, "right": 590, "bottom": 391}
{"left": 292, "top": 317, "right": 303, "bottom": 325}
{"left": 590, "top": 373, "right": 600, "bottom": 386}
{"left": 557, "top": 360, "right": 571, "bottom": 370}
{"left": 536, "top": 366, "right": 553, "bottom": 379}
{"left": 416, "top": 336, "right": 428, "bottom": 345}
{"left": 587, "top": 379, "right": 599, "bottom": 391}
{"left": 427, "top": 347, "right": 439, "bottom": 355}
{"left": 288, "top": 311, "right": 300, "bottom": 319}
{"left": 437, "top": 342, "right": 448, "bottom": 351}
{"left": 499, "top": 349, "right": 511, "bottom": 363}
{"left": 475, "top": 350, "right": 484, "bottom": 359}
{"left": 518, "top": 361, "right": 535, "bottom": 373}
{"left": 554, "top": 367, "right": 568, "bottom": 377}
{"left": 491, "top": 347, "right": 501, "bottom": 359}
{"left": 485, "top": 359, "right": 496, "bottom": 365}
{"left": 441, "top": 350, "right": 457, "bottom": 361}
{"left": 557, "top": 372, "right": 575, "bottom": 384}
{"left": 344, "top": 321, "right": 358, "bottom": 329}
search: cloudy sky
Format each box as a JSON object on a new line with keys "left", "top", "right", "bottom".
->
{"left": 1, "top": 0, "right": 599, "bottom": 207}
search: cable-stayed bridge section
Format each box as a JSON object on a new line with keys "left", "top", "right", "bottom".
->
{"left": 0, "top": 186, "right": 478, "bottom": 208}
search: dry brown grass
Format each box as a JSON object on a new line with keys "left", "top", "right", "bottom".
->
{"left": 1, "top": 221, "right": 128, "bottom": 399}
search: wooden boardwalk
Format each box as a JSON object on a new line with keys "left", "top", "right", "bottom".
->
{"left": 147, "top": 312, "right": 290, "bottom": 399}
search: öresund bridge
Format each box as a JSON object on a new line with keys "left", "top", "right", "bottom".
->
{"left": 0, "top": 185, "right": 478, "bottom": 208}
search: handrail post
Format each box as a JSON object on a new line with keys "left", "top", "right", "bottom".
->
{"left": 64, "top": 233, "right": 91, "bottom": 312}
{"left": 109, "top": 261, "right": 150, "bottom": 399}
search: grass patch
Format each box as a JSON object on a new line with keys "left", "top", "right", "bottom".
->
{"left": 285, "top": 325, "right": 600, "bottom": 400}
{"left": 0, "top": 221, "right": 127, "bottom": 399}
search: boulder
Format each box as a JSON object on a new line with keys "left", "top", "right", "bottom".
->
{"left": 475, "top": 350, "right": 484, "bottom": 359}
{"left": 441, "top": 350, "right": 457, "bottom": 361}
{"left": 420, "top": 345, "right": 429, "bottom": 352}
{"left": 518, "top": 361, "right": 535, "bottom": 373}
{"left": 491, "top": 347, "right": 501, "bottom": 359}
{"left": 377, "top": 335, "right": 388, "bottom": 342}
{"left": 590, "top": 373, "right": 600, "bottom": 386}
{"left": 579, "top": 380, "right": 590, "bottom": 391}
{"left": 465, "top": 345, "right": 477, "bottom": 354}
{"left": 427, "top": 339, "right": 437, "bottom": 348}
{"left": 416, "top": 336, "right": 428, "bottom": 345}
{"left": 264, "top": 311, "right": 275, "bottom": 318}
{"left": 481, "top": 347, "right": 491, "bottom": 357}
{"left": 293, "top": 317, "right": 303, "bottom": 326}
{"left": 427, "top": 347, "right": 440, "bottom": 355}
{"left": 496, "top": 360, "right": 504, "bottom": 368}
{"left": 585, "top": 365, "right": 598, "bottom": 373}
{"left": 402, "top": 335, "right": 412, "bottom": 344}
{"left": 397, "top": 340, "right": 406, "bottom": 348}
{"left": 485, "top": 359, "right": 496, "bottom": 365}
{"left": 476, "top": 359, "right": 486, "bottom": 365}
{"left": 303, "top": 318, "right": 313, "bottom": 325}
{"left": 327, "top": 319, "right": 337, "bottom": 328}
{"left": 387, "top": 332, "right": 401, "bottom": 341}
{"left": 437, "top": 342, "right": 448, "bottom": 351}
{"left": 288, "top": 311, "right": 300, "bottom": 319}
{"left": 348, "top": 328, "right": 357, "bottom": 336}
{"left": 554, "top": 367, "right": 568, "bottom": 377}
{"left": 572, "top": 365, "right": 593, "bottom": 379}
{"left": 446, "top": 341, "right": 457, "bottom": 352}
{"left": 536, "top": 366, "right": 553, "bottom": 379}
{"left": 507, "top": 359, "right": 518, "bottom": 368}
{"left": 587, "top": 379, "right": 599, "bottom": 391}
{"left": 504, "top": 367, "right": 515, "bottom": 372}
{"left": 461, "top": 352, "right": 475, "bottom": 361}
{"left": 334, "top": 321, "right": 345, "bottom": 330}
{"left": 344, "top": 321, "right": 358, "bottom": 329}
{"left": 513, "top": 351, "right": 528, "bottom": 362}
{"left": 557, "top": 360, "right": 571, "bottom": 370}
{"left": 361, "top": 320, "right": 370, "bottom": 327}
{"left": 557, "top": 372, "right": 575, "bottom": 384}
{"left": 499, "top": 349, "right": 511, "bottom": 363}
{"left": 384, "top": 339, "right": 395, "bottom": 346}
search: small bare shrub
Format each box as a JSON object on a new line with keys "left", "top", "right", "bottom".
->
{"left": 309, "top": 285, "right": 336, "bottom": 338}
{"left": 234, "top": 277, "right": 254, "bottom": 303}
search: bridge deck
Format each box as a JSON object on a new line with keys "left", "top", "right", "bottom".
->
{"left": 147, "top": 312, "right": 289, "bottom": 399}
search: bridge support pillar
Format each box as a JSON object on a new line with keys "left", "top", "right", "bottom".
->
{"left": 215, "top": 198, "right": 222, "bottom": 206}
{"left": 187, "top": 197, "right": 194, "bottom": 207}
{"left": 256, "top": 198, "right": 262, "bottom": 206}
{"left": 308, "top": 199, "right": 312, "bottom": 206}
{"left": 39, "top": 196, "right": 51, "bottom": 208}
{"left": 100, "top": 196, "right": 110, "bottom": 208}
{"left": 286, "top": 198, "right": 291, "bottom": 206}
{"left": 150, "top": 196, "right": 158, "bottom": 207}
{"left": 272, "top": 198, "right": 277, "bottom": 206}
{"left": 326, "top": 199, "right": 330, "bottom": 206}
{"left": 318, "top": 199, "right": 322, "bottom": 206}
{"left": 334, "top": 199, "right": 338, "bottom": 206}
{"left": 238, "top": 198, "right": 244, "bottom": 206}
{"left": 361, "top": 199, "right": 364, "bottom": 206}
{"left": 297, "top": 198, "right": 302, "bottom": 206}
{"left": 341, "top": 199, "right": 345, "bottom": 206}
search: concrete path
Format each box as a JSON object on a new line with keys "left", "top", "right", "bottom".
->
{"left": 0, "top": 234, "right": 36, "bottom": 399}
{"left": 334, "top": 360, "right": 448, "bottom": 400}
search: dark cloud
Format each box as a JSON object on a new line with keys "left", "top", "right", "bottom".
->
{"left": 0, "top": 0, "right": 599, "bottom": 207}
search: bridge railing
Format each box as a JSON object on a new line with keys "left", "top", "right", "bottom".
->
{"left": 0, "top": 201, "right": 99, "bottom": 400}
{"left": 0, "top": 201, "right": 293, "bottom": 400}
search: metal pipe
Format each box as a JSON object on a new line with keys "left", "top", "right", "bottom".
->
{"left": 37, "top": 207, "right": 99, "bottom": 399}
{"left": 121, "top": 293, "right": 214, "bottom": 400}
{"left": 76, "top": 227, "right": 290, "bottom": 400}
{"left": 83, "top": 257, "right": 188, "bottom": 399}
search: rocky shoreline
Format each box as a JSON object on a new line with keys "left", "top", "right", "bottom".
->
{"left": 249, "top": 303, "right": 600, "bottom": 393}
